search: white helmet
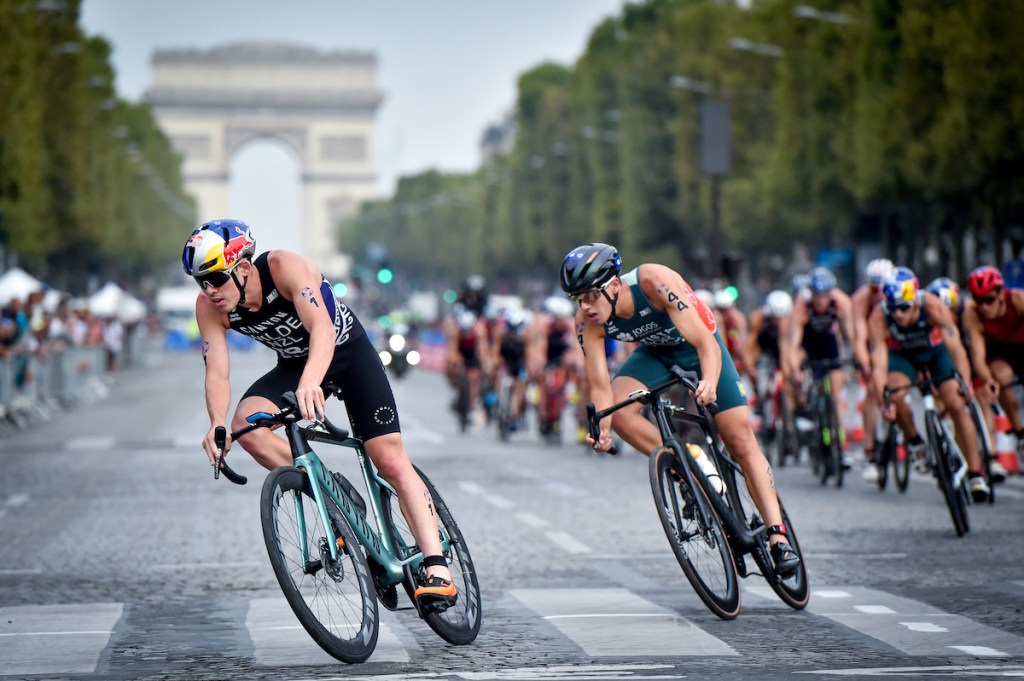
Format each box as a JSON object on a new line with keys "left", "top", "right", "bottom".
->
{"left": 865, "top": 258, "right": 894, "bottom": 286}
{"left": 713, "top": 289, "right": 734, "bottom": 310}
{"left": 543, "top": 295, "right": 576, "bottom": 318}
{"left": 765, "top": 290, "right": 793, "bottom": 318}
{"left": 694, "top": 288, "right": 714, "bottom": 308}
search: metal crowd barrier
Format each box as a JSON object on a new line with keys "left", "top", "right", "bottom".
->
{"left": 0, "top": 330, "right": 164, "bottom": 433}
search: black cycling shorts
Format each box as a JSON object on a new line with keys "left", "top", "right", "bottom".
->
{"left": 241, "top": 333, "right": 401, "bottom": 441}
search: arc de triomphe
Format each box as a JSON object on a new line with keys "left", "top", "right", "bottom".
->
{"left": 147, "top": 42, "right": 383, "bottom": 277}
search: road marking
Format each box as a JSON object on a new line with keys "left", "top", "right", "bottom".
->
{"left": 5, "top": 493, "right": 29, "bottom": 507}
{"left": 776, "top": 585, "right": 1024, "bottom": 657}
{"left": 0, "top": 603, "right": 123, "bottom": 676}
{"left": 66, "top": 436, "right": 115, "bottom": 450}
{"left": 544, "top": 531, "right": 592, "bottom": 554}
{"left": 512, "top": 588, "right": 737, "bottom": 657}
{"left": 247, "top": 597, "right": 412, "bottom": 664}
{"left": 799, "top": 664, "right": 1024, "bottom": 676}
{"left": 948, "top": 645, "right": 1010, "bottom": 657}
{"left": 0, "top": 568, "right": 42, "bottom": 575}
{"left": 900, "top": 621, "right": 948, "bottom": 633}
{"left": 149, "top": 561, "right": 261, "bottom": 570}
{"left": 516, "top": 511, "right": 549, "bottom": 528}
{"left": 457, "top": 481, "right": 514, "bottom": 509}
{"left": 289, "top": 663, "right": 680, "bottom": 681}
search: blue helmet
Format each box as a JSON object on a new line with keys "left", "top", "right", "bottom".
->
{"left": 926, "top": 277, "right": 960, "bottom": 310}
{"left": 882, "top": 266, "right": 919, "bottom": 310}
{"left": 808, "top": 267, "right": 836, "bottom": 295}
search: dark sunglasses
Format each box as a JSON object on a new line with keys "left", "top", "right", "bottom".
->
{"left": 891, "top": 302, "right": 913, "bottom": 312}
{"left": 194, "top": 271, "right": 232, "bottom": 290}
{"left": 977, "top": 288, "right": 1003, "bottom": 306}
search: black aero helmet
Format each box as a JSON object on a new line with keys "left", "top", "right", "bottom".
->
{"left": 560, "top": 243, "right": 622, "bottom": 295}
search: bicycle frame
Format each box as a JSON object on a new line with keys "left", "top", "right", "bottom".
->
{"left": 266, "top": 415, "right": 453, "bottom": 587}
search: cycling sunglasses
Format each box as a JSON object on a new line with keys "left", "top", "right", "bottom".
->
{"left": 194, "top": 271, "right": 232, "bottom": 290}
{"left": 890, "top": 301, "right": 913, "bottom": 312}
{"left": 570, "top": 279, "right": 613, "bottom": 306}
{"left": 976, "top": 288, "right": 1003, "bottom": 306}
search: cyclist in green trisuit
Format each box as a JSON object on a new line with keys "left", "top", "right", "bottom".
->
{"left": 561, "top": 243, "right": 800, "bottom": 577}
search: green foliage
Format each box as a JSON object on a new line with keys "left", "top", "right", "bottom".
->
{"left": 0, "top": 0, "right": 193, "bottom": 292}
{"left": 343, "top": 0, "right": 1024, "bottom": 287}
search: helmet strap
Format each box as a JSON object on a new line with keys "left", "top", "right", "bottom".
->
{"left": 232, "top": 270, "right": 249, "bottom": 307}
{"left": 602, "top": 288, "right": 619, "bottom": 319}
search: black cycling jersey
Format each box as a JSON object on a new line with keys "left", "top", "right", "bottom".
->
{"left": 756, "top": 317, "right": 782, "bottom": 363}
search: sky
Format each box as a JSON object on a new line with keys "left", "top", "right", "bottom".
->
{"left": 80, "top": 1, "right": 628, "bottom": 254}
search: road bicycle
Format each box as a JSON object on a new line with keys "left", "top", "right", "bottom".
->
{"left": 495, "top": 369, "right": 527, "bottom": 443}
{"left": 587, "top": 366, "right": 809, "bottom": 620}
{"left": 875, "top": 417, "right": 910, "bottom": 493}
{"left": 803, "top": 358, "right": 847, "bottom": 488}
{"left": 754, "top": 354, "right": 794, "bottom": 468}
{"left": 884, "top": 373, "right": 972, "bottom": 537}
{"left": 213, "top": 386, "right": 482, "bottom": 662}
{"left": 539, "top": 364, "right": 569, "bottom": 444}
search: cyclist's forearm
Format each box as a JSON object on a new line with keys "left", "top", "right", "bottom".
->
{"left": 205, "top": 374, "right": 231, "bottom": 426}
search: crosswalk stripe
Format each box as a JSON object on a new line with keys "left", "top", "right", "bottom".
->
{"left": 746, "top": 585, "right": 1024, "bottom": 657}
{"left": 511, "top": 588, "right": 738, "bottom": 657}
{"left": 0, "top": 603, "right": 123, "bottom": 676}
{"left": 246, "top": 597, "right": 412, "bottom": 665}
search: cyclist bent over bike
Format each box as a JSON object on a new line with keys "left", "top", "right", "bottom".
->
{"left": 184, "top": 219, "right": 457, "bottom": 610}
{"left": 562, "top": 243, "right": 800, "bottom": 576}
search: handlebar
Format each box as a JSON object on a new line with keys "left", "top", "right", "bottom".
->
{"left": 586, "top": 366, "right": 713, "bottom": 454}
{"left": 212, "top": 383, "right": 351, "bottom": 487}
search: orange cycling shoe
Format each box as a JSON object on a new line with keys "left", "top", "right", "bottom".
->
{"left": 414, "top": 556, "right": 458, "bottom": 612}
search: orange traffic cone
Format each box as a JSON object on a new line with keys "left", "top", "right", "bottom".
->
{"left": 994, "top": 413, "right": 1021, "bottom": 475}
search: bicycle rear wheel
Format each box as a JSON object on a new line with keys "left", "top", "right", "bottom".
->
{"left": 891, "top": 425, "right": 911, "bottom": 493}
{"left": 261, "top": 466, "right": 379, "bottom": 663}
{"left": 720, "top": 460, "right": 809, "bottom": 610}
{"left": 649, "top": 445, "right": 740, "bottom": 620}
{"left": 875, "top": 425, "right": 892, "bottom": 491}
{"left": 968, "top": 399, "right": 995, "bottom": 505}
{"left": 925, "top": 415, "right": 970, "bottom": 537}
{"left": 380, "top": 466, "right": 482, "bottom": 644}
{"left": 827, "top": 394, "right": 844, "bottom": 488}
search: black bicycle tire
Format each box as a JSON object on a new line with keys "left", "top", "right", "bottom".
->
{"left": 456, "top": 373, "right": 471, "bottom": 433}
{"left": 925, "top": 415, "right": 969, "bottom": 537}
{"left": 649, "top": 446, "right": 740, "bottom": 620}
{"left": 261, "top": 466, "right": 379, "bottom": 663}
{"left": 817, "top": 401, "right": 833, "bottom": 486}
{"left": 718, "top": 459, "right": 810, "bottom": 610}
{"left": 827, "top": 393, "right": 844, "bottom": 488}
{"left": 892, "top": 425, "right": 911, "bottom": 493}
{"left": 968, "top": 400, "right": 995, "bottom": 505}
{"left": 380, "top": 466, "right": 482, "bottom": 644}
{"left": 497, "top": 380, "right": 511, "bottom": 442}
{"left": 876, "top": 425, "right": 892, "bottom": 491}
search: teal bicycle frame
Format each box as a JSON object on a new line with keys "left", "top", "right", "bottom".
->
{"left": 268, "top": 414, "right": 453, "bottom": 586}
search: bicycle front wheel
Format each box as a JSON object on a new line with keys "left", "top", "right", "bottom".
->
{"left": 925, "top": 415, "right": 970, "bottom": 537}
{"left": 827, "top": 394, "right": 844, "bottom": 488}
{"left": 649, "top": 445, "right": 740, "bottom": 620}
{"left": 968, "top": 399, "right": 995, "bottom": 505}
{"left": 380, "top": 466, "right": 482, "bottom": 645}
{"left": 261, "top": 467, "right": 379, "bottom": 663}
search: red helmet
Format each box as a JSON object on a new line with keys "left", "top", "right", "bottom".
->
{"left": 966, "top": 266, "right": 1004, "bottom": 297}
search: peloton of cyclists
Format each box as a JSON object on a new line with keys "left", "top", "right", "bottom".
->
{"left": 746, "top": 289, "right": 797, "bottom": 457}
{"left": 865, "top": 266, "right": 991, "bottom": 501}
{"left": 960, "top": 266, "right": 1024, "bottom": 461}
{"left": 490, "top": 306, "right": 534, "bottom": 434}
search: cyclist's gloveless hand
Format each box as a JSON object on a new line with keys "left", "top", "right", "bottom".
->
{"left": 202, "top": 423, "right": 231, "bottom": 467}
{"left": 295, "top": 381, "right": 325, "bottom": 421}
{"left": 694, "top": 378, "right": 717, "bottom": 407}
{"left": 587, "top": 427, "right": 614, "bottom": 453}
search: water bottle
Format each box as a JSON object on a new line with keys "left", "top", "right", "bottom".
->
{"left": 686, "top": 443, "right": 725, "bottom": 495}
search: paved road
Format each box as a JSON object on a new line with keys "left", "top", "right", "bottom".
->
{"left": 2, "top": 349, "right": 1024, "bottom": 680}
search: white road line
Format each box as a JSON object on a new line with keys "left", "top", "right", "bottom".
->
{"left": 290, "top": 664, "right": 680, "bottom": 681}
{"left": 0, "top": 568, "right": 42, "bottom": 575}
{"left": 456, "top": 481, "right": 514, "bottom": 509}
{"left": 544, "top": 531, "right": 592, "bottom": 554}
{"left": 948, "top": 645, "right": 1010, "bottom": 657}
{"left": 66, "top": 436, "right": 115, "bottom": 450}
{"left": 0, "top": 603, "right": 123, "bottom": 676}
{"left": 150, "top": 561, "right": 261, "bottom": 570}
{"left": 512, "top": 588, "right": 737, "bottom": 657}
{"left": 798, "top": 663, "right": 1024, "bottom": 676}
{"left": 515, "top": 512, "right": 549, "bottom": 528}
{"left": 786, "top": 585, "right": 1024, "bottom": 657}
{"left": 5, "top": 493, "right": 29, "bottom": 507}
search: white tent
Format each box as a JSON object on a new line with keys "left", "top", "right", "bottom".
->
{"left": 89, "top": 282, "right": 147, "bottom": 324}
{"left": 0, "top": 267, "right": 44, "bottom": 307}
